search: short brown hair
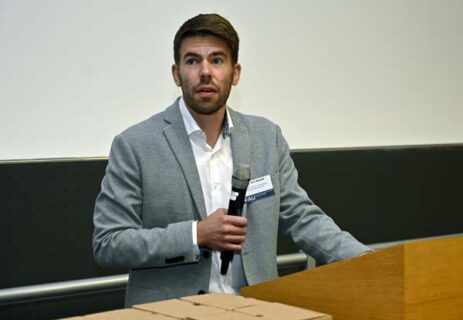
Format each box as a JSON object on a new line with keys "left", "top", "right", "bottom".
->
{"left": 173, "top": 14, "right": 239, "bottom": 65}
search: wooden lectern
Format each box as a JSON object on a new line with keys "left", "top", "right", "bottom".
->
{"left": 241, "top": 236, "right": 463, "bottom": 319}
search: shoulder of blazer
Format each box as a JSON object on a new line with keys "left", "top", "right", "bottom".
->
{"left": 114, "top": 99, "right": 181, "bottom": 140}
{"left": 228, "top": 107, "right": 280, "bottom": 138}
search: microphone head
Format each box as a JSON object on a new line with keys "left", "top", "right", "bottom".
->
{"left": 232, "top": 164, "right": 251, "bottom": 189}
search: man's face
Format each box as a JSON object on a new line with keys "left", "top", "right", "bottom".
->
{"left": 172, "top": 35, "right": 241, "bottom": 116}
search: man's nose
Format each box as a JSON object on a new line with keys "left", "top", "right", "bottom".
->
{"left": 200, "top": 61, "right": 212, "bottom": 81}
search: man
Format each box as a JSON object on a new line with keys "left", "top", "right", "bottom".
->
{"left": 93, "top": 13, "right": 371, "bottom": 307}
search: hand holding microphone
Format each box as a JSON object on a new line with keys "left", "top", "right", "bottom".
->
{"left": 220, "top": 164, "right": 251, "bottom": 275}
{"left": 196, "top": 164, "right": 250, "bottom": 275}
{"left": 196, "top": 209, "right": 247, "bottom": 252}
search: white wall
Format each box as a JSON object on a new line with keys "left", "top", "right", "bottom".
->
{"left": 0, "top": 0, "right": 462, "bottom": 160}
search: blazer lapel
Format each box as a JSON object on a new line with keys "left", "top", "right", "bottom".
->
{"left": 162, "top": 101, "right": 207, "bottom": 220}
{"left": 229, "top": 108, "right": 252, "bottom": 174}
{"left": 229, "top": 108, "right": 252, "bottom": 219}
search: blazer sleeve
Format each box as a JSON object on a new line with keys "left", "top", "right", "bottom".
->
{"left": 92, "top": 134, "right": 200, "bottom": 269}
{"left": 276, "top": 126, "right": 371, "bottom": 264}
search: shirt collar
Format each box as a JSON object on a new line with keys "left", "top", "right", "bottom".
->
{"left": 179, "top": 97, "right": 234, "bottom": 138}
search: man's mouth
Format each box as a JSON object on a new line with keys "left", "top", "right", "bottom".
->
{"left": 196, "top": 86, "right": 217, "bottom": 97}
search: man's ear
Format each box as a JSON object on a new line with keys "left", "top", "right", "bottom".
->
{"left": 172, "top": 64, "right": 181, "bottom": 86}
{"left": 232, "top": 63, "right": 241, "bottom": 86}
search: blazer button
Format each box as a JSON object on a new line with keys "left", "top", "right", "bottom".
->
{"left": 202, "top": 250, "right": 211, "bottom": 259}
{"left": 197, "top": 290, "right": 206, "bottom": 295}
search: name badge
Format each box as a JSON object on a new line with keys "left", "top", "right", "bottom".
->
{"left": 245, "top": 175, "right": 274, "bottom": 203}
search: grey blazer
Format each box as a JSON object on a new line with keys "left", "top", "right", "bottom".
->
{"left": 92, "top": 99, "right": 370, "bottom": 306}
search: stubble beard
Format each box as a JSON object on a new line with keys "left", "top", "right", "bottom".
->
{"left": 180, "top": 76, "right": 233, "bottom": 116}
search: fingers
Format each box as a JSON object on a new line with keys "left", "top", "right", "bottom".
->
{"left": 196, "top": 209, "right": 248, "bottom": 251}
{"left": 212, "top": 223, "right": 246, "bottom": 251}
{"left": 223, "top": 234, "right": 246, "bottom": 243}
{"left": 223, "top": 215, "right": 247, "bottom": 228}
{"left": 207, "top": 208, "right": 248, "bottom": 230}
{"left": 221, "top": 218, "right": 247, "bottom": 234}
{"left": 221, "top": 242, "right": 244, "bottom": 251}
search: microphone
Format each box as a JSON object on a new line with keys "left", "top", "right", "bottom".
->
{"left": 220, "top": 164, "right": 251, "bottom": 275}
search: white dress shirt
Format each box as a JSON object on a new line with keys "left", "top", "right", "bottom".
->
{"left": 179, "top": 97, "right": 247, "bottom": 294}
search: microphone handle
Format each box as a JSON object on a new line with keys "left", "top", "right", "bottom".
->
{"left": 220, "top": 186, "right": 247, "bottom": 275}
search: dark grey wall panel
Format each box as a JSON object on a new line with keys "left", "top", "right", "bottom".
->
{"left": 0, "top": 289, "right": 124, "bottom": 320}
{"left": 291, "top": 145, "right": 463, "bottom": 245}
{"left": 0, "top": 160, "right": 126, "bottom": 289}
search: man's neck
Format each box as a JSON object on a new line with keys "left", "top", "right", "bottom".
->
{"left": 187, "top": 106, "right": 226, "bottom": 148}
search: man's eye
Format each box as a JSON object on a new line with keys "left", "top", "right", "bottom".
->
{"left": 185, "top": 59, "right": 197, "bottom": 65}
{"left": 212, "top": 58, "right": 223, "bottom": 65}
